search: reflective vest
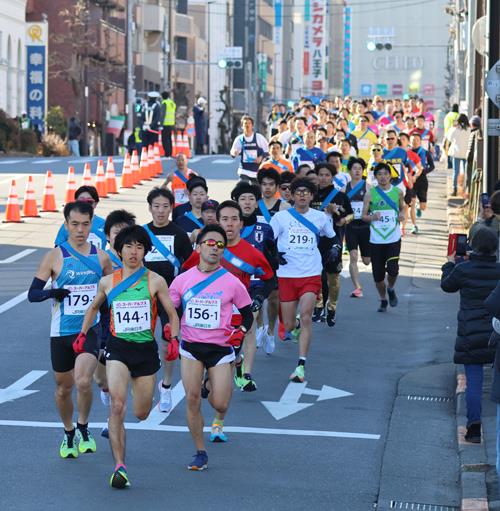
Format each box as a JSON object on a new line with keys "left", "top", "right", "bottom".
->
{"left": 162, "top": 99, "right": 176, "bottom": 126}
{"left": 134, "top": 127, "right": 142, "bottom": 143}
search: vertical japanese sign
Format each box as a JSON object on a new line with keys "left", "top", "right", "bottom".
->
{"left": 311, "top": 0, "right": 327, "bottom": 96}
{"left": 274, "top": 0, "right": 282, "bottom": 44}
{"left": 303, "top": 0, "right": 311, "bottom": 94}
{"left": 343, "top": 6, "right": 351, "bottom": 97}
{"left": 26, "top": 22, "right": 48, "bottom": 132}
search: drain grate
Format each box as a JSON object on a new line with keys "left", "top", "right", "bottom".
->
{"left": 418, "top": 272, "right": 441, "bottom": 278}
{"left": 406, "top": 395, "right": 454, "bottom": 403}
{"left": 389, "top": 502, "right": 458, "bottom": 510}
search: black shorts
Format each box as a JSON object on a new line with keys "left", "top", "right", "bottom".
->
{"left": 370, "top": 240, "right": 401, "bottom": 282}
{"left": 414, "top": 175, "right": 428, "bottom": 203}
{"left": 105, "top": 335, "right": 161, "bottom": 378}
{"left": 345, "top": 226, "right": 371, "bottom": 258}
{"left": 180, "top": 340, "right": 235, "bottom": 369}
{"left": 404, "top": 188, "right": 415, "bottom": 205}
{"left": 50, "top": 328, "right": 99, "bottom": 373}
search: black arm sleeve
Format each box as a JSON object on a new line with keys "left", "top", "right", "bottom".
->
{"left": 28, "top": 277, "right": 52, "bottom": 302}
{"left": 238, "top": 305, "right": 254, "bottom": 332}
{"left": 249, "top": 277, "right": 275, "bottom": 301}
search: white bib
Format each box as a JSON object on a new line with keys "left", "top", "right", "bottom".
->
{"left": 174, "top": 188, "right": 188, "bottom": 204}
{"left": 372, "top": 209, "right": 396, "bottom": 233}
{"left": 358, "top": 139, "right": 370, "bottom": 150}
{"left": 351, "top": 201, "right": 363, "bottom": 220}
{"left": 185, "top": 298, "right": 221, "bottom": 329}
{"left": 64, "top": 284, "right": 97, "bottom": 316}
{"left": 288, "top": 226, "right": 315, "bottom": 252}
{"left": 144, "top": 235, "right": 175, "bottom": 262}
{"left": 113, "top": 299, "right": 151, "bottom": 334}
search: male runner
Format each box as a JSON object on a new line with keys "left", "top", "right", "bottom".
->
{"left": 259, "top": 140, "right": 294, "bottom": 174}
{"left": 291, "top": 129, "right": 326, "bottom": 171}
{"left": 279, "top": 171, "right": 294, "bottom": 203}
{"left": 270, "top": 179, "right": 336, "bottom": 381}
{"left": 171, "top": 176, "right": 209, "bottom": 221}
{"left": 351, "top": 116, "right": 377, "bottom": 164}
{"left": 284, "top": 116, "right": 308, "bottom": 157}
{"left": 362, "top": 162, "right": 405, "bottom": 312}
{"left": 410, "top": 132, "right": 434, "bottom": 220}
{"left": 28, "top": 201, "right": 112, "bottom": 458}
{"left": 256, "top": 167, "right": 291, "bottom": 224}
{"left": 143, "top": 188, "right": 193, "bottom": 411}
{"left": 169, "top": 225, "right": 253, "bottom": 470}
{"left": 162, "top": 153, "right": 198, "bottom": 207}
{"left": 174, "top": 177, "right": 208, "bottom": 236}
{"left": 79, "top": 225, "right": 180, "bottom": 488}
{"left": 189, "top": 199, "right": 219, "bottom": 244}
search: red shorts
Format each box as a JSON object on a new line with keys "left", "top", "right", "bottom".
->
{"left": 278, "top": 276, "right": 322, "bottom": 302}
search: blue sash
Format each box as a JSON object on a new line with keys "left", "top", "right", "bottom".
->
{"left": 287, "top": 208, "right": 320, "bottom": 238}
{"left": 223, "top": 249, "right": 265, "bottom": 276}
{"left": 358, "top": 129, "right": 369, "bottom": 140}
{"left": 374, "top": 187, "right": 399, "bottom": 213}
{"left": 61, "top": 242, "right": 102, "bottom": 278}
{"left": 241, "top": 225, "right": 255, "bottom": 239}
{"left": 422, "top": 129, "right": 429, "bottom": 139}
{"left": 320, "top": 188, "right": 339, "bottom": 211}
{"left": 416, "top": 147, "right": 427, "bottom": 166}
{"left": 181, "top": 268, "right": 228, "bottom": 308}
{"left": 347, "top": 181, "right": 365, "bottom": 200}
{"left": 383, "top": 148, "right": 399, "bottom": 160}
{"left": 333, "top": 176, "right": 344, "bottom": 188}
{"left": 106, "top": 249, "right": 123, "bottom": 269}
{"left": 258, "top": 199, "right": 272, "bottom": 224}
{"left": 174, "top": 170, "right": 188, "bottom": 184}
{"left": 184, "top": 211, "right": 204, "bottom": 229}
{"left": 271, "top": 159, "right": 289, "bottom": 173}
{"left": 107, "top": 267, "right": 146, "bottom": 306}
{"left": 143, "top": 224, "right": 181, "bottom": 270}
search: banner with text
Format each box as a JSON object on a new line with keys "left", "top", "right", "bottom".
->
{"left": 26, "top": 22, "right": 48, "bottom": 131}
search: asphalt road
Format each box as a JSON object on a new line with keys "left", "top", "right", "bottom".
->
{"left": 0, "top": 160, "right": 461, "bottom": 510}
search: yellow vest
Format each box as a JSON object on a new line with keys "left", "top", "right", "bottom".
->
{"left": 162, "top": 99, "right": 176, "bottom": 126}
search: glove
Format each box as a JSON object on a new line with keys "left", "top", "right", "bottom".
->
{"left": 162, "top": 323, "right": 172, "bottom": 342}
{"left": 51, "top": 288, "right": 71, "bottom": 302}
{"left": 72, "top": 332, "right": 87, "bottom": 354}
{"left": 165, "top": 337, "right": 179, "bottom": 361}
{"left": 225, "top": 328, "right": 245, "bottom": 348}
{"left": 251, "top": 294, "right": 264, "bottom": 312}
{"left": 278, "top": 252, "right": 288, "bottom": 266}
{"left": 327, "top": 244, "right": 342, "bottom": 265}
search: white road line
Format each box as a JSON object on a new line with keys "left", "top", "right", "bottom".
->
{"left": 67, "top": 158, "right": 99, "bottom": 164}
{"left": 140, "top": 381, "right": 185, "bottom": 425}
{"left": 0, "top": 291, "right": 28, "bottom": 315}
{"left": 31, "top": 159, "right": 58, "bottom": 164}
{"left": 211, "top": 159, "right": 234, "bottom": 164}
{"left": 0, "top": 249, "right": 37, "bottom": 264}
{"left": 0, "top": 419, "right": 380, "bottom": 439}
{"left": 0, "top": 160, "right": 24, "bottom": 165}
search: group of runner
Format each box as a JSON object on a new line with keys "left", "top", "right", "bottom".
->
{"left": 28, "top": 94, "right": 438, "bottom": 488}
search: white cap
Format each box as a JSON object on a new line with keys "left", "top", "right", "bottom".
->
{"left": 148, "top": 91, "right": 160, "bottom": 99}
{"left": 197, "top": 97, "right": 207, "bottom": 106}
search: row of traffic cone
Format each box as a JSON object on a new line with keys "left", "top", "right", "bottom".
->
{"left": 121, "top": 144, "right": 162, "bottom": 188}
{"left": 171, "top": 131, "right": 191, "bottom": 158}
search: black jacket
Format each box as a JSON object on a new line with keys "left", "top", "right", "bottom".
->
{"left": 485, "top": 282, "right": 500, "bottom": 402}
{"left": 441, "top": 253, "right": 500, "bottom": 365}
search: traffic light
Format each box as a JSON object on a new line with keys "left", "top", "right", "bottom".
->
{"left": 217, "top": 58, "right": 243, "bottom": 69}
{"left": 367, "top": 41, "right": 392, "bottom": 51}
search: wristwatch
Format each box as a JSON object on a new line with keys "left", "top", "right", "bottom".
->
{"left": 239, "top": 326, "right": 248, "bottom": 334}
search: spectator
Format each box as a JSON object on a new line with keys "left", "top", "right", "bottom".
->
{"left": 446, "top": 113, "right": 470, "bottom": 196}
{"left": 67, "top": 117, "right": 82, "bottom": 157}
{"left": 469, "top": 190, "right": 500, "bottom": 260}
{"left": 441, "top": 228, "right": 500, "bottom": 443}
{"left": 465, "top": 115, "right": 482, "bottom": 197}
{"left": 193, "top": 97, "right": 207, "bottom": 155}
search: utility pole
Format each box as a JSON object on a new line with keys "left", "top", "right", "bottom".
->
{"left": 167, "top": 0, "right": 173, "bottom": 93}
{"left": 127, "top": 0, "right": 135, "bottom": 132}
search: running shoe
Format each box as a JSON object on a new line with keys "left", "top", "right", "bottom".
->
{"left": 101, "top": 425, "right": 109, "bottom": 439}
{"left": 60, "top": 432, "right": 78, "bottom": 459}
{"left": 378, "top": 299, "right": 388, "bottom": 312}
{"left": 188, "top": 450, "right": 208, "bottom": 471}
{"left": 264, "top": 331, "right": 275, "bottom": 355}
{"left": 416, "top": 207, "right": 422, "bottom": 218}
{"left": 289, "top": 365, "right": 305, "bottom": 383}
{"left": 326, "top": 309, "right": 336, "bottom": 327}
{"left": 234, "top": 360, "right": 245, "bottom": 389}
{"left": 312, "top": 307, "right": 325, "bottom": 323}
{"left": 110, "top": 466, "right": 130, "bottom": 489}
{"left": 350, "top": 288, "right": 363, "bottom": 298}
{"left": 256, "top": 325, "right": 266, "bottom": 348}
{"left": 241, "top": 374, "right": 257, "bottom": 392}
{"left": 387, "top": 288, "right": 398, "bottom": 307}
{"left": 411, "top": 225, "right": 419, "bottom": 235}
{"left": 291, "top": 317, "right": 301, "bottom": 342}
{"left": 210, "top": 421, "right": 228, "bottom": 443}
{"left": 77, "top": 428, "right": 97, "bottom": 454}
{"left": 100, "top": 389, "right": 110, "bottom": 407}
{"left": 282, "top": 331, "right": 292, "bottom": 342}
{"left": 158, "top": 382, "right": 172, "bottom": 413}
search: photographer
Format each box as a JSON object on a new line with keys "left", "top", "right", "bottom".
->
{"left": 469, "top": 190, "right": 500, "bottom": 261}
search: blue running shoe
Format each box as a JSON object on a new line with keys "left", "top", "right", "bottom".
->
{"left": 210, "top": 420, "right": 228, "bottom": 442}
{"left": 188, "top": 450, "right": 208, "bottom": 471}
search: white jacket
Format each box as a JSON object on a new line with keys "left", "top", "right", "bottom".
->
{"left": 446, "top": 126, "right": 470, "bottom": 159}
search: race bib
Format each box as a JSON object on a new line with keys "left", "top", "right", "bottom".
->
{"left": 372, "top": 210, "right": 396, "bottom": 233}
{"left": 242, "top": 149, "right": 258, "bottom": 163}
{"left": 351, "top": 201, "right": 363, "bottom": 220}
{"left": 174, "top": 188, "right": 188, "bottom": 204}
{"left": 288, "top": 226, "right": 315, "bottom": 252}
{"left": 144, "top": 235, "right": 175, "bottom": 262}
{"left": 185, "top": 298, "right": 221, "bottom": 329}
{"left": 422, "top": 139, "right": 430, "bottom": 151}
{"left": 87, "top": 232, "right": 102, "bottom": 249}
{"left": 358, "top": 139, "right": 370, "bottom": 150}
{"left": 64, "top": 284, "right": 97, "bottom": 316}
{"left": 113, "top": 299, "right": 151, "bottom": 334}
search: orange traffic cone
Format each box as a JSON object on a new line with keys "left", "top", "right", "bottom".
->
{"left": 3, "top": 179, "right": 23, "bottom": 223}
{"left": 181, "top": 131, "right": 192, "bottom": 158}
{"left": 171, "top": 132, "right": 178, "bottom": 157}
{"left": 140, "top": 147, "right": 151, "bottom": 181}
{"left": 64, "top": 166, "right": 77, "bottom": 204}
{"left": 120, "top": 152, "right": 134, "bottom": 189}
{"left": 147, "top": 145, "right": 156, "bottom": 179}
{"left": 105, "top": 157, "right": 119, "bottom": 194}
{"left": 81, "top": 162, "right": 93, "bottom": 187}
{"left": 176, "top": 132, "right": 183, "bottom": 156}
{"left": 22, "top": 175, "right": 40, "bottom": 218}
{"left": 95, "top": 159, "right": 108, "bottom": 198}
{"left": 158, "top": 132, "right": 165, "bottom": 156}
{"left": 154, "top": 143, "right": 163, "bottom": 177}
{"left": 131, "top": 150, "right": 141, "bottom": 185}
{"left": 41, "top": 170, "right": 58, "bottom": 212}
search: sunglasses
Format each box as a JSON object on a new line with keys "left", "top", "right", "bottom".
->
{"left": 294, "top": 189, "right": 311, "bottom": 196}
{"left": 386, "top": 138, "right": 396, "bottom": 141}
{"left": 200, "top": 239, "right": 225, "bottom": 249}
{"left": 280, "top": 185, "right": 291, "bottom": 190}
{"left": 371, "top": 148, "right": 382, "bottom": 152}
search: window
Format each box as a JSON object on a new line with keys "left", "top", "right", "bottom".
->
{"left": 175, "top": 36, "right": 187, "bottom": 60}
{"left": 259, "top": 18, "right": 273, "bottom": 40}
{"left": 176, "top": 0, "right": 188, "bottom": 15}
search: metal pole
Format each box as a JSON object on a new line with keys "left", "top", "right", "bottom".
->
{"left": 168, "top": 0, "right": 173, "bottom": 92}
{"left": 465, "top": 0, "right": 476, "bottom": 116}
{"left": 126, "top": 0, "right": 135, "bottom": 132}
{"left": 207, "top": 1, "right": 212, "bottom": 153}
{"left": 82, "top": 1, "right": 89, "bottom": 156}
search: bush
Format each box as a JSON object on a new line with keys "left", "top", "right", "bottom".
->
{"left": 46, "top": 106, "right": 67, "bottom": 139}
{"left": 0, "top": 109, "right": 20, "bottom": 151}
{"left": 41, "top": 133, "right": 69, "bottom": 156}
{"left": 19, "top": 129, "right": 38, "bottom": 154}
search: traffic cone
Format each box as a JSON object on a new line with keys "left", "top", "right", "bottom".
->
{"left": 147, "top": 145, "right": 156, "bottom": 179}
{"left": 158, "top": 132, "right": 165, "bottom": 156}
{"left": 120, "top": 152, "right": 134, "bottom": 189}
{"left": 95, "top": 159, "right": 108, "bottom": 198}
{"left": 181, "top": 131, "right": 192, "bottom": 158}
{"left": 22, "top": 175, "right": 40, "bottom": 218}
{"left": 171, "top": 132, "right": 178, "bottom": 157}
{"left": 64, "top": 166, "right": 77, "bottom": 204}
{"left": 2, "top": 179, "right": 23, "bottom": 223}
{"left": 140, "top": 147, "right": 151, "bottom": 181}
{"left": 131, "top": 150, "right": 141, "bottom": 185}
{"left": 154, "top": 143, "right": 163, "bottom": 177}
{"left": 81, "top": 162, "right": 93, "bottom": 187}
{"left": 176, "top": 132, "right": 183, "bottom": 157}
{"left": 105, "top": 157, "right": 119, "bottom": 194}
{"left": 41, "top": 170, "right": 58, "bottom": 212}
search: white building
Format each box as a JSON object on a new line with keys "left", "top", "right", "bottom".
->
{"left": 0, "top": 0, "right": 27, "bottom": 116}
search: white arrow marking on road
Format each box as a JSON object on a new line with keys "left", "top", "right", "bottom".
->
{"left": 0, "top": 370, "right": 47, "bottom": 404}
{"left": 0, "top": 248, "right": 36, "bottom": 264}
{"left": 0, "top": 291, "right": 28, "bottom": 315}
{"left": 262, "top": 381, "right": 353, "bottom": 420}
{"left": 138, "top": 380, "right": 185, "bottom": 427}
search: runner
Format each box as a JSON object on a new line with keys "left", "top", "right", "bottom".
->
{"left": 189, "top": 199, "right": 219, "bottom": 244}
{"left": 171, "top": 176, "right": 208, "bottom": 221}
{"left": 162, "top": 153, "right": 198, "bottom": 207}
{"left": 410, "top": 132, "right": 434, "bottom": 221}
{"left": 79, "top": 225, "right": 180, "bottom": 488}
{"left": 259, "top": 140, "right": 294, "bottom": 174}
{"left": 270, "top": 178, "right": 336, "bottom": 381}
{"left": 284, "top": 116, "right": 308, "bottom": 157}
{"left": 54, "top": 186, "right": 107, "bottom": 249}
{"left": 279, "top": 171, "right": 294, "bottom": 203}
{"left": 351, "top": 115, "right": 378, "bottom": 164}
{"left": 174, "top": 177, "right": 208, "bottom": 236}
{"left": 169, "top": 224, "right": 253, "bottom": 469}
{"left": 410, "top": 114, "right": 435, "bottom": 152}
{"left": 361, "top": 162, "right": 405, "bottom": 312}
{"left": 256, "top": 167, "right": 291, "bottom": 224}
{"left": 291, "top": 129, "right": 326, "bottom": 171}
{"left": 28, "top": 201, "right": 112, "bottom": 458}
{"left": 143, "top": 188, "right": 193, "bottom": 412}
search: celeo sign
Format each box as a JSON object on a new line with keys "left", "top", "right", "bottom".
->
{"left": 372, "top": 56, "right": 424, "bottom": 71}
{"left": 26, "top": 22, "right": 48, "bottom": 131}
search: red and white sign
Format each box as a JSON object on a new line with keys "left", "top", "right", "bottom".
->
{"left": 310, "top": 0, "right": 327, "bottom": 95}
{"left": 392, "top": 84, "right": 403, "bottom": 95}
{"left": 423, "top": 83, "right": 435, "bottom": 95}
